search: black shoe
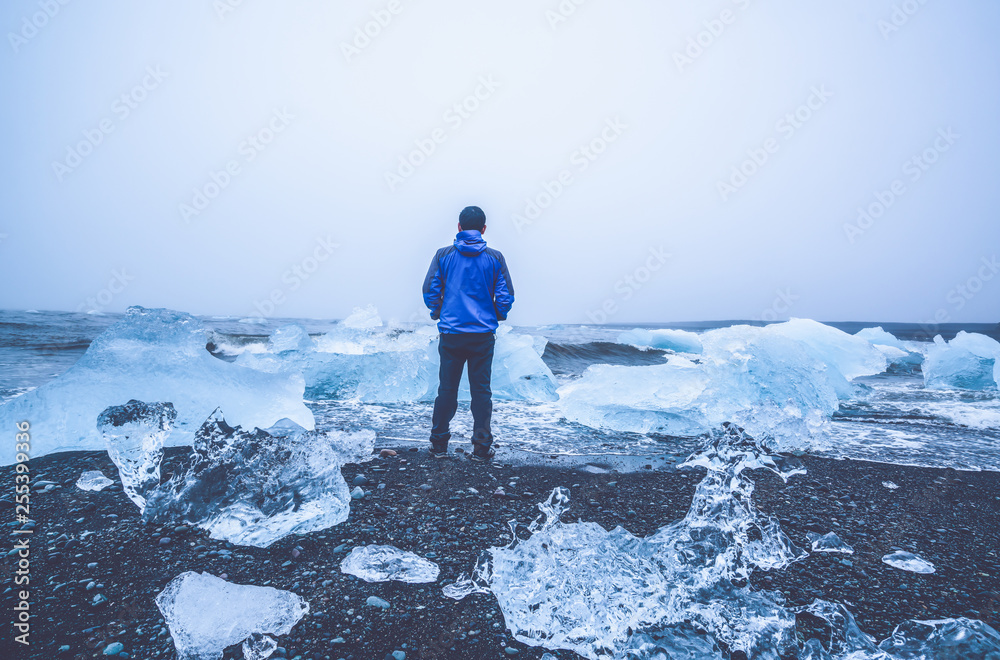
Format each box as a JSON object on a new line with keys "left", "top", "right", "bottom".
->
{"left": 430, "top": 438, "right": 449, "bottom": 459}
{"left": 469, "top": 445, "right": 495, "bottom": 462}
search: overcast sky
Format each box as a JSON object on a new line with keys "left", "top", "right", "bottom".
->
{"left": 1, "top": 0, "right": 997, "bottom": 326}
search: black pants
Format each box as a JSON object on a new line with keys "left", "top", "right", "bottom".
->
{"left": 430, "top": 332, "right": 495, "bottom": 447}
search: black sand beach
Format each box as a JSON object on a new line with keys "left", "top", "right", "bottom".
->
{"left": 2, "top": 445, "right": 998, "bottom": 660}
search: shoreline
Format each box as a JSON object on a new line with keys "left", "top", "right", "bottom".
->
{"left": 2, "top": 446, "right": 998, "bottom": 659}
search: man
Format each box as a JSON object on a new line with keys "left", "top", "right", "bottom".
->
{"left": 422, "top": 205, "right": 514, "bottom": 461}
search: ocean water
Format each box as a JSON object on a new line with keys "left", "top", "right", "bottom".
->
{"left": 1, "top": 310, "right": 998, "bottom": 471}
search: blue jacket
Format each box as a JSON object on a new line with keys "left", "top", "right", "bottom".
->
{"left": 422, "top": 230, "right": 514, "bottom": 334}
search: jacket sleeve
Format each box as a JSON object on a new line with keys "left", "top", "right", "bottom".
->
{"left": 493, "top": 252, "right": 514, "bottom": 321}
{"left": 422, "top": 250, "right": 444, "bottom": 320}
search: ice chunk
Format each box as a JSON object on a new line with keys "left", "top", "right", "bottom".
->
{"left": 767, "top": 319, "right": 887, "bottom": 381}
{"left": 242, "top": 633, "right": 277, "bottom": 660}
{"left": 797, "top": 600, "right": 880, "bottom": 657}
{"left": 878, "top": 617, "right": 1000, "bottom": 657}
{"left": 97, "top": 400, "right": 176, "bottom": 511}
{"left": 155, "top": 571, "right": 308, "bottom": 660}
{"left": 75, "top": 470, "right": 113, "bottom": 492}
{"left": 267, "top": 325, "right": 314, "bottom": 353}
{"left": 0, "top": 307, "right": 314, "bottom": 465}
{"left": 806, "top": 532, "right": 854, "bottom": 554}
{"left": 143, "top": 409, "right": 374, "bottom": 547}
{"left": 854, "top": 327, "right": 924, "bottom": 367}
{"left": 881, "top": 481, "right": 899, "bottom": 490}
{"left": 559, "top": 325, "right": 842, "bottom": 444}
{"left": 340, "top": 545, "right": 440, "bottom": 583}
{"left": 881, "top": 550, "right": 935, "bottom": 574}
{"left": 923, "top": 332, "right": 1000, "bottom": 390}
{"left": 445, "top": 425, "right": 806, "bottom": 659}
{"left": 617, "top": 328, "right": 704, "bottom": 354}
{"left": 237, "top": 314, "right": 558, "bottom": 403}
{"left": 342, "top": 304, "right": 383, "bottom": 329}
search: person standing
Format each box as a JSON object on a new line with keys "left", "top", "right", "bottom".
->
{"left": 422, "top": 206, "right": 514, "bottom": 461}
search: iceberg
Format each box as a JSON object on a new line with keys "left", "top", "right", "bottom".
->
{"left": 767, "top": 318, "right": 887, "bottom": 382}
{"left": 617, "top": 328, "right": 704, "bottom": 354}
{"left": 237, "top": 315, "right": 559, "bottom": 403}
{"left": 98, "top": 400, "right": 176, "bottom": 511}
{"left": 155, "top": 571, "right": 308, "bottom": 660}
{"left": 143, "top": 409, "right": 374, "bottom": 547}
{"left": 340, "top": 545, "right": 440, "bottom": 583}
{"left": 75, "top": 470, "right": 113, "bottom": 492}
{"left": 877, "top": 617, "right": 1000, "bottom": 657}
{"left": 923, "top": 332, "right": 1000, "bottom": 390}
{"left": 854, "top": 327, "right": 924, "bottom": 367}
{"left": 881, "top": 550, "right": 935, "bottom": 574}
{"left": 0, "top": 307, "right": 314, "bottom": 465}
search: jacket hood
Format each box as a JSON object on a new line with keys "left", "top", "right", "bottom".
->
{"left": 454, "top": 230, "right": 487, "bottom": 256}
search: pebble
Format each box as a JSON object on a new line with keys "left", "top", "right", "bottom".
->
{"left": 351, "top": 487, "right": 365, "bottom": 500}
{"left": 505, "top": 647, "right": 520, "bottom": 655}
{"left": 102, "top": 642, "right": 124, "bottom": 655}
{"left": 353, "top": 475, "right": 369, "bottom": 487}
{"left": 392, "top": 652, "right": 406, "bottom": 660}
{"left": 366, "top": 596, "right": 390, "bottom": 609}
{"left": 158, "top": 537, "right": 172, "bottom": 546}
{"left": 380, "top": 449, "right": 397, "bottom": 457}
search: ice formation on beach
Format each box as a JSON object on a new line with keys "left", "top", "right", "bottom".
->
{"left": 616, "top": 328, "right": 704, "bottom": 354}
{"left": 143, "top": 409, "right": 374, "bottom": 547}
{"left": 155, "top": 571, "right": 308, "bottom": 660}
{"left": 340, "top": 545, "right": 440, "bottom": 583}
{"left": 236, "top": 315, "right": 559, "bottom": 403}
{"left": 75, "top": 470, "right": 113, "bottom": 492}
{"left": 560, "top": 320, "right": 888, "bottom": 444}
{"left": 854, "top": 327, "right": 925, "bottom": 367}
{"left": 807, "top": 532, "right": 854, "bottom": 554}
{"left": 923, "top": 332, "right": 1000, "bottom": 390}
{"left": 444, "top": 424, "right": 1000, "bottom": 659}
{"left": 97, "top": 399, "right": 176, "bottom": 510}
{"left": 242, "top": 633, "right": 278, "bottom": 660}
{"left": 881, "top": 550, "right": 936, "bottom": 574}
{"left": 445, "top": 424, "right": 809, "bottom": 658}
{"left": 0, "top": 306, "right": 314, "bottom": 464}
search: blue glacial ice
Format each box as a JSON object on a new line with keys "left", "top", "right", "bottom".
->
{"left": 617, "top": 328, "right": 704, "bottom": 354}
{"left": 340, "top": 545, "right": 440, "bottom": 583}
{"left": 560, "top": 320, "right": 888, "bottom": 444}
{"left": 0, "top": 307, "right": 314, "bottom": 464}
{"left": 97, "top": 399, "right": 177, "bottom": 511}
{"left": 807, "top": 532, "right": 854, "bottom": 554}
{"left": 881, "top": 550, "right": 936, "bottom": 574}
{"left": 443, "top": 425, "right": 1000, "bottom": 660}
{"left": 155, "top": 571, "right": 308, "bottom": 660}
{"left": 923, "top": 332, "right": 1000, "bottom": 391}
{"left": 854, "top": 327, "right": 925, "bottom": 367}
{"left": 75, "top": 470, "right": 113, "bottom": 492}
{"left": 236, "top": 315, "right": 558, "bottom": 403}
{"left": 142, "top": 409, "right": 374, "bottom": 547}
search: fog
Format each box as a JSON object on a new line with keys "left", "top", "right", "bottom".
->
{"left": 1, "top": 0, "right": 997, "bottom": 325}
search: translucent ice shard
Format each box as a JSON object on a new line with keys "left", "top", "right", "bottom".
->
{"left": 267, "top": 324, "right": 314, "bottom": 353}
{"left": 97, "top": 400, "right": 177, "bottom": 511}
{"left": 242, "top": 633, "right": 277, "bottom": 660}
{"left": 445, "top": 425, "right": 806, "bottom": 659}
{"left": 881, "top": 550, "right": 936, "bottom": 574}
{"left": 807, "top": 532, "right": 854, "bottom": 554}
{"left": 796, "top": 600, "right": 880, "bottom": 658}
{"left": 0, "top": 306, "right": 314, "bottom": 465}
{"left": 143, "top": 409, "right": 374, "bottom": 547}
{"left": 923, "top": 332, "right": 1000, "bottom": 390}
{"left": 877, "top": 617, "right": 1000, "bottom": 657}
{"left": 75, "top": 470, "right": 113, "bottom": 492}
{"left": 617, "top": 328, "right": 704, "bottom": 354}
{"left": 854, "top": 327, "right": 924, "bottom": 367}
{"left": 340, "top": 545, "right": 440, "bottom": 583}
{"left": 155, "top": 571, "right": 308, "bottom": 660}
